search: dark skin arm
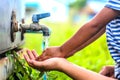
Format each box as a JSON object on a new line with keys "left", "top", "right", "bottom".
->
{"left": 60, "top": 7, "right": 119, "bottom": 57}
{"left": 66, "top": 26, "right": 105, "bottom": 57}
{"left": 36, "top": 7, "right": 119, "bottom": 60}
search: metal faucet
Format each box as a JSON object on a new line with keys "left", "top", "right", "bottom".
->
{"left": 20, "top": 13, "right": 51, "bottom": 36}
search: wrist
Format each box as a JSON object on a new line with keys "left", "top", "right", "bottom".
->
{"left": 59, "top": 46, "right": 68, "bottom": 58}
{"left": 56, "top": 58, "right": 69, "bottom": 71}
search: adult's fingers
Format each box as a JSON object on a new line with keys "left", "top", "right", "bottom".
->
{"left": 36, "top": 55, "right": 50, "bottom": 61}
{"left": 35, "top": 51, "right": 47, "bottom": 61}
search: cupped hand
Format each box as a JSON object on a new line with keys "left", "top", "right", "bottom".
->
{"left": 24, "top": 49, "right": 66, "bottom": 71}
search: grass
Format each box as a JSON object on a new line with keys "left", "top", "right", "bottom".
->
{"left": 22, "top": 21, "right": 115, "bottom": 80}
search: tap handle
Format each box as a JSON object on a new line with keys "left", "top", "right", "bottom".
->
{"left": 32, "top": 13, "right": 50, "bottom": 23}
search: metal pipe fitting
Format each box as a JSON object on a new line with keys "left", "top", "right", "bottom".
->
{"left": 20, "top": 23, "right": 50, "bottom": 36}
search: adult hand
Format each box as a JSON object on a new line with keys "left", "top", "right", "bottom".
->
{"left": 99, "top": 66, "right": 115, "bottom": 78}
{"left": 36, "top": 46, "right": 65, "bottom": 61}
{"left": 24, "top": 49, "right": 65, "bottom": 71}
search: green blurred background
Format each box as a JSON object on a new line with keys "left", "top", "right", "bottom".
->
{"left": 23, "top": 0, "right": 115, "bottom": 79}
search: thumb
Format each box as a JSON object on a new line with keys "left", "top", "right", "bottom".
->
{"left": 29, "top": 60, "right": 43, "bottom": 68}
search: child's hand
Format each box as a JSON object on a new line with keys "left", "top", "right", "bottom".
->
{"left": 24, "top": 49, "right": 65, "bottom": 71}
{"left": 24, "top": 50, "right": 38, "bottom": 67}
{"left": 99, "top": 66, "right": 115, "bottom": 78}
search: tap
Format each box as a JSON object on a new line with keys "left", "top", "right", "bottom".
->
{"left": 20, "top": 23, "right": 50, "bottom": 36}
{"left": 20, "top": 13, "right": 51, "bottom": 36}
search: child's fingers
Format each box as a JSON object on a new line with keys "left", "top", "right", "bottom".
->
{"left": 24, "top": 54, "right": 30, "bottom": 63}
{"left": 27, "top": 50, "right": 36, "bottom": 59}
{"left": 24, "top": 54, "right": 34, "bottom": 67}
{"left": 32, "top": 50, "right": 38, "bottom": 58}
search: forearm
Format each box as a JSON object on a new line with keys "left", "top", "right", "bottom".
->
{"left": 61, "top": 21, "right": 103, "bottom": 57}
{"left": 60, "top": 7, "right": 119, "bottom": 57}
{"left": 65, "top": 26, "right": 105, "bottom": 57}
{"left": 58, "top": 60, "right": 116, "bottom": 80}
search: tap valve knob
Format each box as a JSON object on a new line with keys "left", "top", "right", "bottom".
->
{"left": 32, "top": 13, "right": 50, "bottom": 23}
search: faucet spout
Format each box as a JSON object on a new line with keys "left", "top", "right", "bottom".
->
{"left": 41, "top": 24, "right": 50, "bottom": 36}
{"left": 20, "top": 23, "right": 50, "bottom": 36}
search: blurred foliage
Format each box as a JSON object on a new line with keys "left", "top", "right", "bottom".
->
{"left": 69, "top": 0, "right": 87, "bottom": 10}
{"left": 7, "top": 51, "right": 44, "bottom": 80}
